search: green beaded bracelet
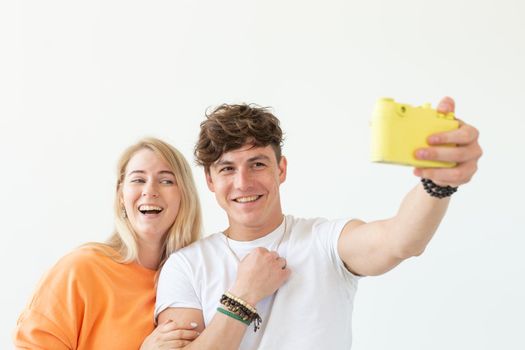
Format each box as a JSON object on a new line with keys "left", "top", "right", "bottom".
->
{"left": 217, "top": 307, "right": 251, "bottom": 326}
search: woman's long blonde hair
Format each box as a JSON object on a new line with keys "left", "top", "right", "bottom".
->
{"left": 91, "top": 137, "right": 202, "bottom": 269}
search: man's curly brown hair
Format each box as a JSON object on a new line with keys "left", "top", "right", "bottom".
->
{"left": 194, "top": 103, "right": 284, "bottom": 171}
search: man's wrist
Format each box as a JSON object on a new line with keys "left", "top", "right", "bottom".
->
{"left": 228, "top": 286, "right": 259, "bottom": 306}
{"left": 421, "top": 178, "right": 458, "bottom": 198}
{"left": 219, "top": 292, "right": 262, "bottom": 332}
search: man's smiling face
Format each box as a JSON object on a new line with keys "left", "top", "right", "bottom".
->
{"left": 206, "top": 144, "right": 287, "bottom": 239}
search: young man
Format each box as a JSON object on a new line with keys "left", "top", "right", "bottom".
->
{"left": 155, "top": 98, "right": 482, "bottom": 349}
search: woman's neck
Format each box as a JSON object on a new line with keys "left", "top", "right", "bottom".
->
{"left": 137, "top": 240, "right": 162, "bottom": 270}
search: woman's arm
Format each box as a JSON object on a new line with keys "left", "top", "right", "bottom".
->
{"left": 157, "top": 247, "right": 290, "bottom": 350}
{"left": 14, "top": 253, "right": 82, "bottom": 349}
{"left": 140, "top": 319, "right": 200, "bottom": 350}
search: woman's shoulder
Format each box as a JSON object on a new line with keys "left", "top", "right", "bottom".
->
{"left": 27, "top": 245, "right": 122, "bottom": 300}
{"left": 49, "top": 244, "right": 118, "bottom": 276}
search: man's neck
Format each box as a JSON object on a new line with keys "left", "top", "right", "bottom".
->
{"left": 226, "top": 215, "right": 284, "bottom": 241}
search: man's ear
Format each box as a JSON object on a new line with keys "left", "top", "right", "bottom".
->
{"left": 278, "top": 156, "right": 287, "bottom": 184}
{"left": 205, "top": 168, "right": 215, "bottom": 192}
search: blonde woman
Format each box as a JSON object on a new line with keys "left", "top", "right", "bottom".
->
{"left": 15, "top": 138, "right": 202, "bottom": 349}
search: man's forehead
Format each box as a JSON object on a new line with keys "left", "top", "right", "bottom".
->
{"left": 214, "top": 145, "right": 275, "bottom": 164}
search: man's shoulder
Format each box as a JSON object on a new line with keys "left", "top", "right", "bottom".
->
{"left": 163, "top": 232, "right": 227, "bottom": 275}
{"left": 288, "top": 215, "right": 326, "bottom": 225}
{"left": 288, "top": 215, "right": 352, "bottom": 238}
{"left": 288, "top": 215, "right": 331, "bottom": 232}
{"left": 172, "top": 232, "right": 224, "bottom": 257}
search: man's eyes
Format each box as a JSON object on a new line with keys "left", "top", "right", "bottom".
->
{"left": 218, "top": 163, "right": 266, "bottom": 173}
{"left": 219, "top": 166, "right": 235, "bottom": 173}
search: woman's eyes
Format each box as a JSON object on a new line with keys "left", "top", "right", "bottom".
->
{"left": 129, "top": 178, "right": 174, "bottom": 184}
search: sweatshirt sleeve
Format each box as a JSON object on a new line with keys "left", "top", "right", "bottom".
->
{"left": 14, "top": 252, "right": 86, "bottom": 349}
{"left": 14, "top": 308, "right": 72, "bottom": 350}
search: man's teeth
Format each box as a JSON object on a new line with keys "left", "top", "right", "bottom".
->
{"left": 235, "top": 195, "right": 260, "bottom": 203}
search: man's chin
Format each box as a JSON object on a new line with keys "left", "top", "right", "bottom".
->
{"left": 230, "top": 213, "right": 264, "bottom": 228}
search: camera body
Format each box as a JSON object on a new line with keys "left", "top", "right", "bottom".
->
{"left": 370, "top": 98, "right": 459, "bottom": 168}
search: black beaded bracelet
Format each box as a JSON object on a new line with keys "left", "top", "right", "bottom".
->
{"left": 421, "top": 178, "right": 458, "bottom": 198}
{"left": 220, "top": 294, "right": 262, "bottom": 332}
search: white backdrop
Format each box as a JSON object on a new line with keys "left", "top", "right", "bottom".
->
{"left": 2, "top": 0, "right": 524, "bottom": 349}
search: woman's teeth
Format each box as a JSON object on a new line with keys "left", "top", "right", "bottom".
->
{"left": 138, "top": 205, "right": 163, "bottom": 214}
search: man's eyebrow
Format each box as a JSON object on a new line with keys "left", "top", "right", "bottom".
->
{"left": 212, "top": 154, "right": 272, "bottom": 167}
{"left": 247, "top": 155, "right": 272, "bottom": 162}
{"left": 213, "top": 159, "right": 234, "bottom": 167}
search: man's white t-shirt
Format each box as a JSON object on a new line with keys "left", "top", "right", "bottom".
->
{"left": 155, "top": 215, "right": 359, "bottom": 349}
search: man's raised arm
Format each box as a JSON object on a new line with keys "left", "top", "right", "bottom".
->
{"left": 337, "top": 97, "right": 482, "bottom": 276}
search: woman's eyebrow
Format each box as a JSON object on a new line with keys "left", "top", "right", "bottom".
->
{"left": 126, "top": 170, "right": 174, "bottom": 176}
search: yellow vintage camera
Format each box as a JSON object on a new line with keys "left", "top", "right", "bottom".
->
{"left": 370, "top": 98, "right": 459, "bottom": 168}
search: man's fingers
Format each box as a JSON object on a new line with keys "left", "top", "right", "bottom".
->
{"left": 414, "top": 160, "right": 478, "bottom": 187}
{"left": 275, "top": 256, "right": 287, "bottom": 269}
{"left": 269, "top": 251, "right": 280, "bottom": 260}
{"left": 416, "top": 143, "right": 482, "bottom": 164}
{"left": 436, "top": 96, "right": 455, "bottom": 114}
{"left": 428, "top": 123, "right": 480, "bottom": 146}
{"left": 171, "top": 339, "right": 192, "bottom": 349}
{"left": 282, "top": 266, "right": 292, "bottom": 279}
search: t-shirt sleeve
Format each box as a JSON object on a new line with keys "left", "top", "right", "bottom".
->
{"left": 312, "top": 218, "right": 360, "bottom": 288}
{"left": 154, "top": 252, "right": 202, "bottom": 322}
{"left": 14, "top": 254, "right": 83, "bottom": 349}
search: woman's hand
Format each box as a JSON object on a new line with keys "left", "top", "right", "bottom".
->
{"left": 140, "top": 320, "right": 200, "bottom": 350}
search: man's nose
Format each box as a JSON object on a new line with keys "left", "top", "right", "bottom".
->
{"left": 234, "top": 168, "right": 252, "bottom": 191}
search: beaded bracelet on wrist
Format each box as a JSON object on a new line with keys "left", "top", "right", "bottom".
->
{"left": 220, "top": 293, "right": 262, "bottom": 332}
{"left": 224, "top": 291, "right": 257, "bottom": 314}
{"left": 421, "top": 178, "right": 458, "bottom": 198}
{"left": 220, "top": 294, "right": 255, "bottom": 321}
{"left": 217, "top": 307, "right": 251, "bottom": 326}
